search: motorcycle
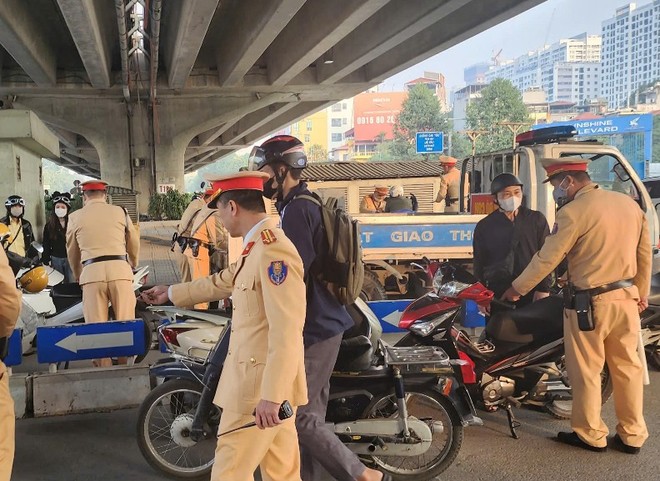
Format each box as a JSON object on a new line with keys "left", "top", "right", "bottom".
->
{"left": 136, "top": 299, "right": 481, "bottom": 480}
{"left": 10, "top": 244, "right": 151, "bottom": 356}
{"left": 641, "top": 273, "right": 660, "bottom": 370}
{"left": 395, "top": 262, "right": 613, "bottom": 438}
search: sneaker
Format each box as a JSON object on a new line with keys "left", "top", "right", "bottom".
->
{"left": 556, "top": 431, "right": 607, "bottom": 452}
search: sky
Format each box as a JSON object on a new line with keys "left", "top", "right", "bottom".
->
{"left": 384, "top": 0, "right": 635, "bottom": 92}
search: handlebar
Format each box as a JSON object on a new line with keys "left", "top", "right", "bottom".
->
{"left": 490, "top": 298, "right": 516, "bottom": 310}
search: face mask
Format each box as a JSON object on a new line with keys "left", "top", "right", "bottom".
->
{"left": 498, "top": 195, "right": 522, "bottom": 212}
{"left": 55, "top": 207, "right": 68, "bottom": 218}
{"left": 262, "top": 177, "right": 278, "bottom": 200}
{"left": 552, "top": 178, "right": 571, "bottom": 206}
{"left": 10, "top": 207, "right": 23, "bottom": 218}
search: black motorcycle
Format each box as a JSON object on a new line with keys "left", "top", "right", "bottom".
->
{"left": 136, "top": 301, "right": 481, "bottom": 480}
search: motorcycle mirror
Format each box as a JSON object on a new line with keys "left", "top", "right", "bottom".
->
{"left": 31, "top": 241, "right": 44, "bottom": 254}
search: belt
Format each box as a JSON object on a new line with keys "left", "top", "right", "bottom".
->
{"left": 82, "top": 255, "right": 128, "bottom": 267}
{"left": 578, "top": 279, "right": 634, "bottom": 297}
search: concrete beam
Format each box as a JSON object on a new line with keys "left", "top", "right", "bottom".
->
{"left": 0, "top": 0, "right": 57, "bottom": 86}
{"left": 185, "top": 148, "right": 219, "bottom": 164}
{"left": 215, "top": 0, "right": 306, "bottom": 87}
{"left": 266, "top": 0, "right": 390, "bottom": 86}
{"left": 47, "top": 125, "right": 79, "bottom": 150}
{"left": 362, "top": 0, "right": 545, "bottom": 83}
{"left": 61, "top": 145, "right": 100, "bottom": 164}
{"left": 220, "top": 102, "right": 299, "bottom": 145}
{"left": 56, "top": 0, "right": 113, "bottom": 88}
{"left": 244, "top": 100, "right": 332, "bottom": 144}
{"left": 198, "top": 123, "right": 229, "bottom": 146}
{"left": 162, "top": 0, "right": 220, "bottom": 89}
{"left": 317, "top": 0, "right": 470, "bottom": 84}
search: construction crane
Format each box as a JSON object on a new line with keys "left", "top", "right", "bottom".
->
{"left": 491, "top": 48, "right": 503, "bottom": 66}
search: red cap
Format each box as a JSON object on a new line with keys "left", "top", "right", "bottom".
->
{"left": 205, "top": 171, "right": 270, "bottom": 207}
{"left": 81, "top": 180, "right": 108, "bottom": 191}
{"left": 540, "top": 157, "right": 589, "bottom": 183}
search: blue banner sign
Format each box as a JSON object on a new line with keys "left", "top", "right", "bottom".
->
{"left": 531, "top": 113, "right": 653, "bottom": 136}
{"left": 361, "top": 223, "right": 476, "bottom": 249}
{"left": 37, "top": 320, "right": 147, "bottom": 364}
{"left": 367, "top": 300, "right": 413, "bottom": 333}
{"left": 4, "top": 329, "right": 22, "bottom": 367}
{"left": 416, "top": 132, "right": 444, "bottom": 154}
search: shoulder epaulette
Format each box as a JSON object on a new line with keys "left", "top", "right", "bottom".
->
{"left": 261, "top": 229, "right": 277, "bottom": 245}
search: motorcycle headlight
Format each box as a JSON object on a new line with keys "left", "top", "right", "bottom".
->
{"left": 436, "top": 280, "right": 472, "bottom": 298}
{"left": 409, "top": 308, "right": 458, "bottom": 337}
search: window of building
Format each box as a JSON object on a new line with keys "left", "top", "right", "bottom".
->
{"left": 304, "top": 134, "right": 310, "bottom": 143}
{"left": 342, "top": 103, "right": 347, "bottom": 110}
{"left": 342, "top": 118, "right": 347, "bottom": 125}
{"left": 331, "top": 118, "right": 342, "bottom": 127}
{"left": 331, "top": 103, "right": 342, "bottom": 112}
{"left": 331, "top": 133, "right": 342, "bottom": 142}
{"left": 306, "top": 120, "right": 313, "bottom": 131}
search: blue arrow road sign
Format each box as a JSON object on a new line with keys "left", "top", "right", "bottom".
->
{"left": 37, "top": 320, "right": 147, "bottom": 364}
{"left": 367, "top": 300, "right": 413, "bottom": 333}
{"left": 4, "top": 329, "right": 22, "bottom": 367}
{"left": 415, "top": 132, "right": 444, "bottom": 154}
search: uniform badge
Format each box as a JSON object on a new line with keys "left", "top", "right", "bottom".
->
{"left": 551, "top": 223, "right": 559, "bottom": 235}
{"left": 261, "top": 229, "right": 277, "bottom": 245}
{"left": 242, "top": 242, "right": 255, "bottom": 256}
{"left": 268, "top": 261, "right": 288, "bottom": 285}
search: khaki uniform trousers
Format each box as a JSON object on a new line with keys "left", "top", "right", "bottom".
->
{"left": 176, "top": 250, "right": 193, "bottom": 283}
{"left": 186, "top": 249, "right": 211, "bottom": 309}
{"left": 0, "top": 362, "right": 14, "bottom": 481}
{"left": 82, "top": 279, "right": 137, "bottom": 367}
{"left": 564, "top": 289, "right": 648, "bottom": 448}
{"left": 211, "top": 409, "right": 301, "bottom": 481}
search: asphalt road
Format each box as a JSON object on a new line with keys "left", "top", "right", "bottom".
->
{"left": 12, "top": 370, "right": 660, "bottom": 481}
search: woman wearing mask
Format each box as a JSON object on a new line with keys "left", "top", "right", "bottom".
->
{"left": 42, "top": 192, "right": 74, "bottom": 282}
{"left": 472, "top": 173, "right": 551, "bottom": 313}
{"left": 1, "top": 195, "right": 35, "bottom": 257}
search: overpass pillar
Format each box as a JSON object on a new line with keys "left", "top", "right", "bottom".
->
{"left": 0, "top": 110, "right": 59, "bottom": 239}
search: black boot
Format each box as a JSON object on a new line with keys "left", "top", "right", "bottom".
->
{"left": 612, "top": 434, "right": 641, "bottom": 455}
{"left": 556, "top": 431, "right": 607, "bottom": 452}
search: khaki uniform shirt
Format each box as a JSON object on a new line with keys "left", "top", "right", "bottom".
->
{"left": 360, "top": 195, "right": 386, "bottom": 213}
{"left": 436, "top": 167, "right": 468, "bottom": 211}
{"left": 66, "top": 198, "right": 140, "bottom": 284}
{"left": 513, "top": 184, "right": 652, "bottom": 297}
{"left": 0, "top": 249, "right": 21, "bottom": 338}
{"left": 176, "top": 198, "right": 205, "bottom": 238}
{"left": 170, "top": 217, "right": 307, "bottom": 414}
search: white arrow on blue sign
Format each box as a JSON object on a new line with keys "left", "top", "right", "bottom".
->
{"left": 366, "top": 300, "right": 413, "bottom": 333}
{"left": 37, "top": 320, "right": 147, "bottom": 363}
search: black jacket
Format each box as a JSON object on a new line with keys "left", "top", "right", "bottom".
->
{"left": 1, "top": 216, "right": 35, "bottom": 255}
{"left": 42, "top": 218, "right": 68, "bottom": 264}
{"left": 276, "top": 183, "right": 354, "bottom": 347}
{"left": 473, "top": 206, "right": 552, "bottom": 297}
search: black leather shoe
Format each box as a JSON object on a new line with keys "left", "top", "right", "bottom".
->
{"left": 612, "top": 434, "right": 641, "bottom": 454}
{"left": 556, "top": 431, "right": 607, "bottom": 452}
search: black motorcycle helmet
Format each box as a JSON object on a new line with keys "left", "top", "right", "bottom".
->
{"left": 5, "top": 195, "right": 25, "bottom": 217}
{"left": 490, "top": 173, "right": 523, "bottom": 195}
{"left": 248, "top": 135, "right": 308, "bottom": 172}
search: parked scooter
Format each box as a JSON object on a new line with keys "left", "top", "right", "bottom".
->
{"left": 137, "top": 300, "right": 481, "bottom": 480}
{"left": 395, "top": 262, "right": 613, "bottom": 438}
{"left": 10, "top": 244, "right": 151, "bottom": 355}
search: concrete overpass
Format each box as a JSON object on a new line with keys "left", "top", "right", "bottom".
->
{"left": 0, "top": 0, "right": 545, "bottom": 211}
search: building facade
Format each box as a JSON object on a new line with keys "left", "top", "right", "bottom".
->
{"left": 404, "top": 71, "right": 448, "bottom": 111}
{"left": 601, "top": 1, "right": 660, "bottom": 109}
{"left": 328, "top": 98, "right": 354, "bottom": 159}
{"left": 451, "top": 84, "right": 488, "bottom": 131}
{"left": 485, "top": 33, "right": 602, "bottom": 103}
{"left": 290, "top": 108, "right": 329, "bottom": 161}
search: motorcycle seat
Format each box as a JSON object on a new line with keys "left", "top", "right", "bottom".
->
{"left": 50, "top": 283, "right": 83, "bottom": 312}
{"left": 335, "top": 304, "right": 374, "bottom": 371}
{"left": 486, "top": 296, "right": 564, "bottom": 344}
{"left": 649, "top": 273, "right": 660, "bottom": 305}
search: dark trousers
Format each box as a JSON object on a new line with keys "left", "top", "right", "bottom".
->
{"left": 296, "top": 333, "right": 365, "bottom": 481}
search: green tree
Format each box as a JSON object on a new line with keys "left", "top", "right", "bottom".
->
{"left": 393, "top": 84, "right": 450, "bottom": 158}
{"left": 308, "top": 144, "right": 328, "bottom": 162}
{"left": 184, "top": 152, "right": 250, "bottom": 192}
{"left": 449, "top": 132, "right": 473, "bottom": 160}
{"left": 466, "top": 78, "right": 530, "bottom": 153}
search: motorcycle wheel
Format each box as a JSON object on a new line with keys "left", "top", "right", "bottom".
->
{"left": 361, "top": 389, "right": 462, "bottom": 481}
{"left": 136, "top": 379, "right": 219, "bottom": 480}
{"left": 545, "top": 362, "right": 613, "bottom": 420}
{"left": 360, "top": 270, "right": 387, "bottom": 301}
{"left": 645, "top": 340, "right": 660, "bottom": 371}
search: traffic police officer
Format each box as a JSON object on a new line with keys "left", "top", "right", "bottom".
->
{"left": 0, "top": 245, "right": 21, "bottom": 481}
{"left": 435, "top": 156, "right": 467, "bottom": 213}
{"left": 503, "top": 158, "right": 651, "bottom": 453}
{"left": 66, "top": 180, "right": 140, "bottom": 367}
{"left": 174, "top": 194, "right": 206, "bottom": 283}
{"left": 142, "top": 171, "right": 308, "bottom": 481}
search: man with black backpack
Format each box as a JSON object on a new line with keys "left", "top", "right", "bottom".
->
{"left": 250, "top": 135, "right": 388, "bottom": 481}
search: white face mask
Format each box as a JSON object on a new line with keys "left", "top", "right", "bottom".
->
{"left": 10, "top": 206, "right": 23, "bottom": 218}
{"left": 498, "top": 195, "right": 522, "bottom": 213}
{"left": 55, "top": 207, "right": 68, "bottom": 218}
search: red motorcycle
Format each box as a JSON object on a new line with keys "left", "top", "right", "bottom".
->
{"left": 396, "top": 261, "right": 613, "bottom": 438}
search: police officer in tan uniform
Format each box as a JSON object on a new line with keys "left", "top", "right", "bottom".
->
{"left": 142, "top": 171, "right": 307, "bottom": 481}
{"left": 359, "top": 186, "right": 388, "bottom": 213}
{"left": 174, "top": 195, "right": 206, "bottom": 282}
{"left": 503, "top": 158, "right": 651, "bottom": 453}
{"left": 435, "top": 156, "right": 467, "bottom": 213}
{"left": 66, "top": 180, "right": 140, "bottom": 367}
{"left": 0, "top": 245, "right": 21, "bottom": 481}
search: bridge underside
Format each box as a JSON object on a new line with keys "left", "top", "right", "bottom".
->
{"left": 0, "top": 0, "right": 545, "bottom": 204}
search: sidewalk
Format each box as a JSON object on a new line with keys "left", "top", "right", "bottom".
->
{"left": 138, "top": 221, "right": 180, "bottom": 285}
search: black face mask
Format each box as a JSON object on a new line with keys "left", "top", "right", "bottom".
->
{"left": 262, "top": 177, "right": 278, "bottom": 200}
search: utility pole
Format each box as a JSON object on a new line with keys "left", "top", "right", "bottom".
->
{"left": 498, "top": 122, "right": 528, "bottom": 149}
{"left": 462, "top": 129, "right": 489, "bottom": 157}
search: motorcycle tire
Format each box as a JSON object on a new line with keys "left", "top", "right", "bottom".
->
{"left": 361, "top": 388, "right": 463, "bottom": 481}
{"left": 136, "top": 379, "right": 218, "bottom": 480}
{"left": 646, "top": 340, "right": 660, "bottom": 371}
{"left": 545, "top": 362, "right": 613, "bottom": 420}
{"left": 360, "top": 270, "right": 387, "bottom": 301}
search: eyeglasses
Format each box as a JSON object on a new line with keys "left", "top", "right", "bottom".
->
{"left": 5, "top": 197, "right": 25, "bottom": 207}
